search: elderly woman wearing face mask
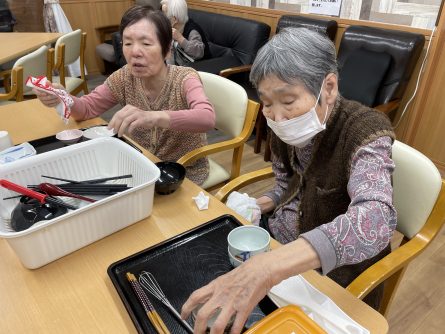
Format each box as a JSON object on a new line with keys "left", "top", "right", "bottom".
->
{"left": 181, "top": 27, "right": 397, "bottom": 334}
{"left": 33, "top": 6, "right": 215, "bottom": 186}
{"left": 161, "top": 0, "right": 210, "bottom": 65}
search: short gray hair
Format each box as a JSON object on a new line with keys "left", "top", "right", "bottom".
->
{"left": 161, "top": 0, "right": 188, "bottom": 24}
{"left": 250, "top": 27, "right": 338, "bottom": 97}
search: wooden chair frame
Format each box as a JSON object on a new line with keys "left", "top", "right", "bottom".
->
{"left": 0, "top": 66, "right": 23, "bottom": 102}
{"left": 346, "top": 180, "right": 445, "bottom": 316}
{"left": 54, "top": 32, "right": 88, "bottom": 95}
{"left": 215, "top": 166, "right": 273, "bottom": 202}
{"left": 0, "top": 48, "right": 53, "bottom": 103}
{"left": 177, "top": 99, "right": 260, "bottom": 191}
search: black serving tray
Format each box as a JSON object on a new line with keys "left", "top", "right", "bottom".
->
{"left": 107, "top": 214, "right": 277, "bottom": 334}
{"left": 28, "top": 128, "right": 142, "bottom": 154}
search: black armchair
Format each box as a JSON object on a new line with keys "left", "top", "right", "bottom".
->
{"left": 0, "top": 7, "right": 15, "bottom": 32}
{"left": 337, "top": 25, "right": 425, "bottom": 121}
{"left": 107, "top": 10, "right": 271, "bottom": 75}
{"left": 187, "top": 9, "right": 271, "bottom": 75}
{"left": 276, "top": 14, "right": 337, "bottom": 40}
{"left": 111, "top": 31, "right": 126, "bottom": 68}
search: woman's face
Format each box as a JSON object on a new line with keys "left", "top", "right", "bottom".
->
{"left": 258, "top": 75, "right": 326, "bottom": 122}
{"left": 122, "top": 19, "right": 166, "bottom": 79}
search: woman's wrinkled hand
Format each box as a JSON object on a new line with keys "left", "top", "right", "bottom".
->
{"left": 181, "top": 252, "right": 274, "bottom": 334}
{"left": 108, "top": 105, "right": 170, "bottom": 137}
{"left": 33, "top": 81, "right": 65, "bottom": 108}
{"left": 256, "top": 196, "right": 275, "bottom": 214}
{"left": 172, "top": 28, "right": 184, "bottom": 44}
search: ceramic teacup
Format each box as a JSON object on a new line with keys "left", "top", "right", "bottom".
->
{"left": 227, "top": 225, "right": 270, "bottom": 263}
{"left": 227, "top": 246, "right": 244, "bottom": 268}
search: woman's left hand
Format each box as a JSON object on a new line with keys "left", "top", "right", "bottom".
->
{"left": 108, "top": 104, "right": 170, "bottom": 137}
{"left": 181, "top": 252, "right": 274, "bottom": 334}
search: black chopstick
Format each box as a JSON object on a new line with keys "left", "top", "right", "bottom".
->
{"left": 29, "top": 184, "right": 129, "bottom": 189}
{"left": 2, "top": 195, "right": 22, "bottom": 200}
{"left": 52, "top": 184, "right": 129, "bottom": 188}
{"left": 28, "top": 184, "right": 131, "bottom": 195}
{"left": 41, "top": 175, "right": 82, "bottom": 184}
{"left": 81, "top": 174, "right": 133, "bottom": 184}
{"left": 41, "top": 174, "right": 132, "bottom": 184}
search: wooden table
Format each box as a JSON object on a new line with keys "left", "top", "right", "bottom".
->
{"left": 0, "top": 100, "right": 389, "bottom": 333}
{"left": 0, "top": 32, "right": 62, "bottom": 64}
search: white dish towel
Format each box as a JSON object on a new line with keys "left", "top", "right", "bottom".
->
{"left": 268, "top": 275, "right": 369, "bottom": 334}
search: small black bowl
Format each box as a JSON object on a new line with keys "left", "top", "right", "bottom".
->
{"left": 155, "top": 161, "right": 186, "bottom": 195}
{"left": 11, "top": 196, "right": 68, "bottom": 232}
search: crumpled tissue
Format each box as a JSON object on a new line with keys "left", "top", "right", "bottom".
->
{"left": 26, "top": 76, "right": 74, "bottom": 124}
{"left": 226, "top": 191, "right": 261, "bottom": 225}
{"left": 268, "top": 275, "right": 369, "bottom": 334}
{"left": 193, "top": 191, "right": 209, "bottom": 210}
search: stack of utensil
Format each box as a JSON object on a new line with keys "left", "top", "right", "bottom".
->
{"left": 29, "top": 174, "right": 132, "bottom": 196}
{"left": 1, "top": 174, "right": 133, "bottom": 232}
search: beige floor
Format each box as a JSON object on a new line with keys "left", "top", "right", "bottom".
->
{"left": 85, "top": 74, "right": 444, "bottom": 334}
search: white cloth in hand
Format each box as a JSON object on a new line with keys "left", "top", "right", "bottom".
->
{"left": 226, "top": 191, "right": 261, "bottom": 225}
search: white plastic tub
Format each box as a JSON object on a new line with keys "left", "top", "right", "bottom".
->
{"left": 0, "top": 137, "right": 160, "bottom": 269}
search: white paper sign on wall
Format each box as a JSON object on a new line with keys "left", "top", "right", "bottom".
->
{"left": 308, "top": 0, "right": 342, "bottom": 17}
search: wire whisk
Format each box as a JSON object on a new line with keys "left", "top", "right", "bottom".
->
{"left": 139, "top": 271, "right": 194, "bottom": 334}
{"left": 126, "top": 272, "right": 170, "bottom": 334}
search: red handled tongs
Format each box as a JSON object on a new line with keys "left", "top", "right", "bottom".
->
{"left": 0, "top": 179, "right": 78, "bottom": 210}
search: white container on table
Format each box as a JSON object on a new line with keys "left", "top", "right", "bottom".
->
{"left": 0, "top": 130, "right": 13, "bottom": 151}
{"left": 0, "top": 137, "right": 160, "bottom": 269}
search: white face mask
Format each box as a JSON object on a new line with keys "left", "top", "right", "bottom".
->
{"left": 266, "top": 82, "right": 328, "bottom": 148}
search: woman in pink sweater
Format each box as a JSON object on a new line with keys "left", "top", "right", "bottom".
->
{"left": 34, "top": 6, "right": 215, "bottom": 185}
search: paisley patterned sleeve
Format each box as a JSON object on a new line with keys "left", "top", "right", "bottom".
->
{"left": 301, "top": 136, "right": 397, "bottom": 274}
{"left": 263, "top": 151, "right": 290, "bottom": 206}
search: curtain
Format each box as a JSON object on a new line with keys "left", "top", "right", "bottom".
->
{"left": 43, "top": 0, "right": 84, "bottom": 78}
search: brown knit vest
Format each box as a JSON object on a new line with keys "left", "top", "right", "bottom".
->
{"left": 270, "top": 96, "right": 395, "bottom": 308}
{"left": 106, "top": 65, "right": 209, "bottom": 185}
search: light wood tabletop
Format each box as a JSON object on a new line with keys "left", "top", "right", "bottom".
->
{"left": 0, "top": 32, "right": 62, "bottom": 64}
{"left": 0, "top": 100, "right": 389, "bottom": 333}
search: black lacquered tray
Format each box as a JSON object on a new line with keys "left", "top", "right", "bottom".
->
{"left": 107, "top": 214, "right": 277, "bottom": 334}
{"left": 28, "top": 129, "right": 142, "bottom": 154}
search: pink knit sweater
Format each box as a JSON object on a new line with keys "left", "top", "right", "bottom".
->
{"left": 70, "top": 77, "right": 215, "bottom": 132}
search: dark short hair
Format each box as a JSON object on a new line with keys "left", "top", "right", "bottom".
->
{"left": 120, "top": 5, "right": 172, "bottom": 58}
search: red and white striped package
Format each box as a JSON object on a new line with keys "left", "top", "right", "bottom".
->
{"left": 26, "top": 76, "right": 74, "bottom": 124}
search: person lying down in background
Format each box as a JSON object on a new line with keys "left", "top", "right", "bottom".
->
{"left": 181, "top": 27, "right": 397, "bottom": 334}
{"left": 33, "top": 5, "right": 215, "bottom": 186}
